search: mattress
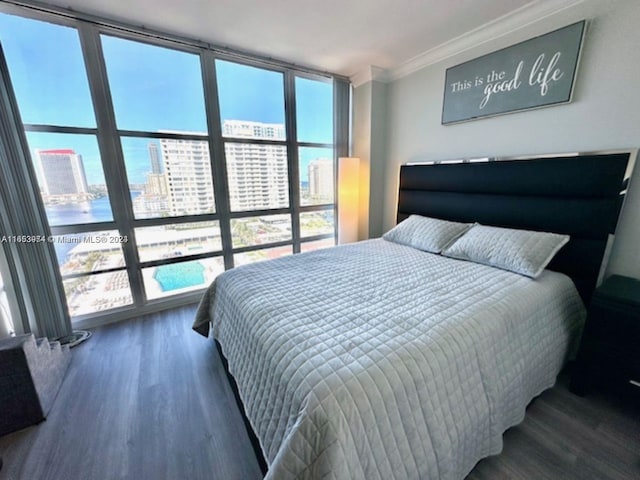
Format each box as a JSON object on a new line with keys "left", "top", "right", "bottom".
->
{"left": 193, "top": 238, "right": 585, "bottom": 479}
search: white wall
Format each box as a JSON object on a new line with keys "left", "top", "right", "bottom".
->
{"left": 352, "top": 78, "right": 389, "bottom": 239}
{"left": 369, "top": 81, "right": 389, "bottom": 238}
{"left": 375, "top": 0, "right": 640, "bottom": 278}
{"left": 352, "top": 81, "right": 372, "bottom": 240}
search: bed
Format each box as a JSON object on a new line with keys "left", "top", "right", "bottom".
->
{"left": 193, "top": 152, "right": 631, "bottom": 480}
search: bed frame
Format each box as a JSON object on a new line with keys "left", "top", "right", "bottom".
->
{"left": 397, "top": 152, "right": 632, "bottom": 304}
{"left": 224, "top": 151, "right": 632, "bottom": 474}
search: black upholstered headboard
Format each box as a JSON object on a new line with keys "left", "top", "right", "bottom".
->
{"left": 397, "top": 153, "right": 631, "bottom": 304}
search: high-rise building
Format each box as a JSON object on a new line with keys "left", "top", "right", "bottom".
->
{"left": 154, "top": 122, "right": 325, "bottom": 216}
{"left": 223, "top": 120, "right": 289, "bottom": 211}
{"left": 35, "top": 149, "right": 89, "bottom": 200}
{"left": 308, "top": 158, "right": 334, "bottom": 201}
{"left": 148, "top": 143, "right": 163, "bottom": 174}
{"left": 223, "top": 120, "right": 285, "bottom": 140}
{"left": 132, "top": 143, "right": 170, "bottom": 217}
{"left": 160, "top": 137, "right": 215, "bottom": 216}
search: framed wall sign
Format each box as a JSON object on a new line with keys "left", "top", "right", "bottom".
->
{"left": 442, "top": 21, "right": 586, "bottom": 125}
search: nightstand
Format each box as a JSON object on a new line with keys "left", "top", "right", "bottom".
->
{"left": 570, "top": 275, "right": 640, "bottom": 397}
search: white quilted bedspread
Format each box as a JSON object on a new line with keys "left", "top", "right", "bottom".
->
{"left": 193, "top": 239, "right": 585, "bottom": 480}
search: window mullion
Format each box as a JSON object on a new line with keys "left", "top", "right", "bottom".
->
{"left": 77, "top": 23, "right": 144, "bottom": 307}
{"left": 201, "top": 52, "right": 234, "bottom": 270}
{"left": 284, "top": 71, "right": 301, "bottom": 254}
{"left": 333, "top": 78, "right": 351, "bottom": 243}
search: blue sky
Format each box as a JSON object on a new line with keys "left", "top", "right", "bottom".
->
{"left": 0, "top": 12, "right": 334, "bottom": 185}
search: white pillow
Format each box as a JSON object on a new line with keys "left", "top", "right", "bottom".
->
{"left": 442, "top": 224, "right": 569, "bottom": 278}
{"left": 382, "top": 215, "right": 472, "bottom": 253}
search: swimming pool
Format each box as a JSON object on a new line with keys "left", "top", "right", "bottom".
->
{"left": 153, "top": 261, "right": 205, "bottom": 292}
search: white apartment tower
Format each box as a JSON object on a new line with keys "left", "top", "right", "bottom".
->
{"left": 223, "top": 120, "right": 289, "bottom": 211}
{"left": 160, "top": 138, "right": 215, "bottom": 216}
{"left": 158, "top": 121, "right": 299, "bottom": 215}
{"left": 35, "top": 149, "right": 89, "bottom": 199}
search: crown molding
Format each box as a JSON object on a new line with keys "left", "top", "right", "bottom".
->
{"left": 350, "top": 0, "right": 586, "bottom": 86}
{"left": 351, "top": 65, "right": 390, "bottom": 88}
{"left": 389, "top": 0, "right": 586, "bottom": 81}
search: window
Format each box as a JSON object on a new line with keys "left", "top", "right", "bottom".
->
{"left": 135, "top": 221, "right": 222, "bottom": 262}
{"left": 300, "top": 210, "right": 335, "bottom": 237}
{"left": 26, "top": 133, "right": 113, "bottom": 226}
{"left": 0, "top": 13, "right": 95, "bottom": 127}
{"left": 143, "top": 257, "right": 225, "bottom": 300}
{"left": 231, "top": 214, "right": 292, "bottom": 248}
{"left": 225, "top": 142, "right": 288, "bottom": 212}
{"left": 101, "top": 35, "right": 224, "bottom": 302}
{"left": 216, "top": 60, "right": 286, "bottom": 136}
{"left": 295, "top": 77, "right": 336, "bottom": 247}
{"left": 296, "top": 77, "right": 333, "bottom": 144}
{"left": 121, "top": 136, "right": 215, "bottom": 219}
{"left": 101, "top": 35, "right": 207, "bottom": 132}
{"left": 0, "top": 8, "right": 345, "bottom": 325}
{"left": 216, "top": 59, "right": 295, "bottom": 264}
{"left": 299, "top": 146, "right": 334, "bottom": 207}
{"left": 0, "top": 14, "right": 130, "bottom": 317}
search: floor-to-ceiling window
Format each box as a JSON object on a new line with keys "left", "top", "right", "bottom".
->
{"left": 0, "top": 14, "right": 132, "bottom": 318}
{"left": 100, "top": 34, "right": 226, "bottom": 304}
{"left": 295, "top": 76, "right": 337, "bottom": 252}
{"left": 216, "top": 59, "right": 294, "bottom": 266}
{"left": 0, "top": 6, "right": 346, "bottom": 326}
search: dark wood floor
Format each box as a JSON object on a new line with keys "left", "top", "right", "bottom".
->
{"left": 0, "top": 306, "right": 638, "bottom": 480}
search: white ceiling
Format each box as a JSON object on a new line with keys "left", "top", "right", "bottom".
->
{"left": 36, "top": 0, "right": 549, "bottom": 79}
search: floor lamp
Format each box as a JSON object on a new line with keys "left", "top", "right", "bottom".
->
{"left": 338, "top": 157, "right": 369, "bottom": 244}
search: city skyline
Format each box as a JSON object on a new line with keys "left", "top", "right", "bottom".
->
{"left": 25, "top": 125, "right": 332, "bottom": 188}
{"left": 40, "top": 120, "right": 334, "bottom": 220}
{"left": 29, "top": 121, "right": 334, "bottom": 225}
{"left": 130, "top": 120, "right": 334, "bottom": 218}
{"left": 28, "top": 120, "right": 332, "bottom": 192}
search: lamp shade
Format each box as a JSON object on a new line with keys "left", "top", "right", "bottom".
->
{"left": 338, "top": 157, "right": 369, "bottom": 244}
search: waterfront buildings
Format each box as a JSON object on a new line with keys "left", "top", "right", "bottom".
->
{"left": 160, "top": 137, "right": 215, "bottom": 216}
{"left": 223, "top": 120, "right": 289, "bottom": 211}
{"left": 35, "top": 148, "right": 90, "bottom": 203}
{"left": 134, "top": 121, "right": 293, "bottom": 217}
